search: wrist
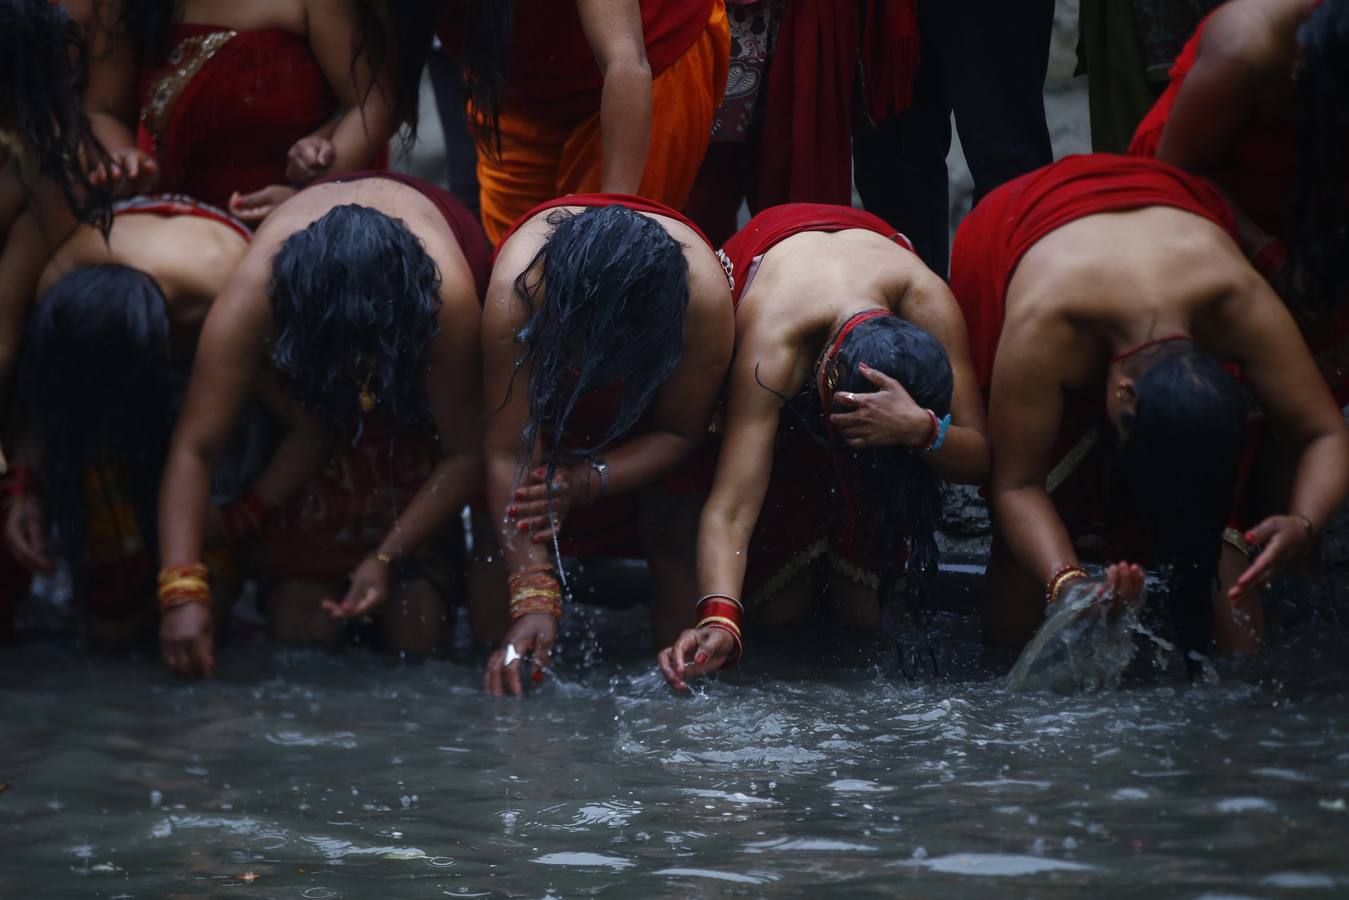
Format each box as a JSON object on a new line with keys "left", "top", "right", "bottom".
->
{"left": 158, "top": 561, "right": 212, "bottom": 615}
{"left": 695, "top": 593, "right": 744, "bottom": 667}
{"left": 509, "top": 565, "right": 563, "bottom": 619}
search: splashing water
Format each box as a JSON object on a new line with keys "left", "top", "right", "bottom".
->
{"left": 1006, "top": 580, "right": 1142, "bottom": 693}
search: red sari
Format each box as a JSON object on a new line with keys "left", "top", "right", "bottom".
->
{"left": 136, "top": 26, "right": 337, "bottom": 211}
{"left": 950, "top": 154, "right": 1241, "bottom": 559}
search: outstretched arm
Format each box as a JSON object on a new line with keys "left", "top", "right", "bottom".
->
{"left": 657, "top": 324, "right": 798, "bottom": 691}
{"left": 1206, "top": 272, "right": 1349, "bottom": 602}
{"left": 578, "top": 0, "right": 652, "bottom": 194}
{"left": 324, "top": 272, "right": 485, "bottom": 620}
{"left": 157, "top": 256, "right": 273, "bottom": 677}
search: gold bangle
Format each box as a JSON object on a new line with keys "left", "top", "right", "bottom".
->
{"left": 375, "top": 551, "right": 393, "bottom": 565}
{"left": 696, "top": 615, "right": 743, "bottom": 635}
{"left": 1291, "top": 514, "right": 1314, "bottom": 536}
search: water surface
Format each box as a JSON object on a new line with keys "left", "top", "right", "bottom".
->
{"left": 2, "top": 613, "right": 1347, "bottom": 898}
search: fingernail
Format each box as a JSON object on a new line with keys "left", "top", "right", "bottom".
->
{"left": 507, "top": 505, "right": 518, "bottom": 518}
{"left": 694, "top": 652, "right": 707, "bottom": 665}
{"left": 531, "top": 670, "right": 545, "bottom": 683}
{"left": 1245, "top": 532, "right": 1256, "bottom": 542}
{"left": 517, "top": 521, "right": 529, "bottom": 532}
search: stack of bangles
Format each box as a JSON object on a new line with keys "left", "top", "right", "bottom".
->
{"left": 508, "top": 565, "right": 563, "bottom": 619}
{"left": 1, "top": 465, "right": 40, "bottom": 510}
{"left": 158, "top": 561, "right": 211, "bottom": 614}
{"left": 1045, "top": 564, "right": 1090, "bottom": 606}
{"left": 695, "top": 594, "right": 743, "bottom": 667}
{"left": 218, "top": 489, "right": 280, "bottom": 544}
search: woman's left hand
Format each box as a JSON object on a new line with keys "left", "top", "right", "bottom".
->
{"left": 509, "top": 465, "right": 592, "bottom": 543}
{"left": 829, "top": 363, "right": 933, "bottom": 449}
{"left": 322, "top": 554, "right": 391, "bottom": 620}
{"left": 229, "top": 185, "right": 297, "bottom": 224}
{"left": 1228, "top": 515, "right": 1314, "bottom": 605}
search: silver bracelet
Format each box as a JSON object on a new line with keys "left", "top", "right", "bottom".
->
{"left": 589, "top": 457, "right": 609, "bottom": 498}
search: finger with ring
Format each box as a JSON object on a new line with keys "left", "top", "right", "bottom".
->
{"left": 503, "top": 643, "right": 521, "bottom": 666}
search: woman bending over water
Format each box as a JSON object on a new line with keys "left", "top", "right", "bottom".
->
{"left": 480, "top": 194, "right": 733, "bottom": 696}
{"left": 156, "top": 172, "right": 490, "bottom": 677}
{"left": 658, "top": 203, "right": 990, "bottom": 690}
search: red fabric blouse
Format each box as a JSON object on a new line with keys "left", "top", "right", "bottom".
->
{"left": 720, "top": 203, "right": 914, "bottom": 305}
{"left": 136, "top": 26, "right": 337, "bottom": 210}
{"left": 438, "top": 0, "right": 714, "bottom": 122}
{"left": 1127, "top": 14, "right": 1295, "bottom": 238}
{"left": 949, "top": 154, "right": 1237, "bottom": 388}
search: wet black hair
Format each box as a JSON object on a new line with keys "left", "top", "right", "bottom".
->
{"left": 1117, "top": 343, "right": 1247, "bottom": 664}
{"left": 269, "top": 204, "right": 442, "bottom": 437}
{"left": 829, "top": 317, "right": 953, "bottom": 671}
{"left": 457, "top": 0, "right": 515, "bottom": 153}
{"left": 113, "top": 0, "right": 437, "bottom": 154}
{"left": 0, "top": 0, "right": 112, "bottom": 230}
{"left": 20, "top": 264, "right": 174, "bottom": 594}
{"left": 509, "top": 205, "right": 689, "bottom": 477}
{"left": 1290, "top": 0, "right": 1349, "bottom": 310}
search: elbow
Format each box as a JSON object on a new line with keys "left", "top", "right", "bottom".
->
{"left": 602, "top": 56, "right": 653, "bottom": 88}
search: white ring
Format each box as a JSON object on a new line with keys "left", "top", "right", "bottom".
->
{"left": 503, "top": 644, "right": 521, "bottom": 667}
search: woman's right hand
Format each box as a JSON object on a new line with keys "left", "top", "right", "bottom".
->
{"left": 89, "top": 146, "right": 160, "bottom": 195}
{"left": 159, "top": 603, "right": 215, "bottom": 678}
{"left": 484, "top": 613, "right": 557, "bottom": 697}
{"left": 3, "top": 495, "right": 51, "bottom": 574}
{"left": 657, "top": 626, "right": 737, "bottom": 692}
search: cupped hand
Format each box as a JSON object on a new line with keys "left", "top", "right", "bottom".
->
{"left": 4, "top": 495, "right": 51, "bottom": 574}
{"left": 484, "top": 613, "right": 556, "bottom": 696}
{"left": 90, "top": 147, "right": 160, "bottom": 195}
{"left": 1228, "top": 515, "right": 1313, "bottom": 606}
{"left": 829, "top": 363, "right": 933, "bottom": 449}
{"left": 228, "top": 184, "right": 296, "bottom": 224}
{"left": 285, "top": 136, "right": 336, "bottom": 185}
{"left": 160, "top": 602, "right": 215, "bottom": 678}
{"left": 509, "top": 465, "right": 590, "bottom": 544}
{"left": 657, "top": 625, "right": 737, "bottom": 692}
{"left": 322, "top": 554, "right": 390, "bottom": 620}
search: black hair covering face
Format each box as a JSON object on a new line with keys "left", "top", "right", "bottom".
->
{"left": 21, "top": 264, "right": 174, "bottom": 594}
{"left": 1119, "top": 345, "right": 1247, "bottom": 666}
{"left": 0, "top": 0, "right": 112, "bottom": 230}
{"left": 1290, "top": 0, "right": 1349, "bottom": 311}
{"left": 829, "top": 316, "right": 953, "bottom": 673}
{"left": 268, "top": 204, "right": 443, "bottom": 439}
{"left": 510, "top": 205, "right": 690, "bottom": 478}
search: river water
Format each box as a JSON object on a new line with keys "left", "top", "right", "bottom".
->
{"left": 2, "top": 606, "right": 1347, "bottom": 899}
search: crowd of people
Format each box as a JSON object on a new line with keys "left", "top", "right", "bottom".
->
{"left": 1, "top": 0, "right": 1346, "bottom": 693}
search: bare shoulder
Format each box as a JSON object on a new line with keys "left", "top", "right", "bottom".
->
{"left": 1200, "top": 0, "right": 1289, "bottom": 69}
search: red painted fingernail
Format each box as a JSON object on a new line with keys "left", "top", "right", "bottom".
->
{"left": 507, "top": 505, "right": 518, "bottom": 518}
{"left": 694, "top": 652, "right": 707, "bottom": 665}
{"left": 517, "top": 521, "right": 530, "bottom": 532}
{"left": 531, "top": 670, "right": 545, "bottom": 683}
{"left": 1245, "top": 532, "right": 1256, "bottom": 542}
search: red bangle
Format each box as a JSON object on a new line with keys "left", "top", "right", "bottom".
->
{"left": 695, "top": 594, "right": 744, "bottom": 668}
{"left": 1, "top": 465, "right": 40, "bottom": 502}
